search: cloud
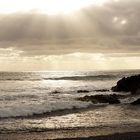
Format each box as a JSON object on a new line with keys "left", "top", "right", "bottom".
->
{"left": 1, "top": 52, "right": 139, "bottom": 71}
{"left": 0, "top": 0, "right": 140, "bottom": 56}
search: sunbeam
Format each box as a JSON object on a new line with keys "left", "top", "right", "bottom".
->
{"left": 0, "top": 0, "right": 108, "bottom": 15}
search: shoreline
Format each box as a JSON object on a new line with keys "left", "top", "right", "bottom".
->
{"left": 56, "top": 132, "right": 140, "bottom": 140}
{"left": 0, "top": 104, "right": 140, "bottom": 139}
{"left": 0, "top": 71, "right": 140, "bottom": 140}
{"left": 1, "top": 126, "right": 140, "bottom": 140}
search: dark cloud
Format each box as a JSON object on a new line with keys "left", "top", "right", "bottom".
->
{"left": 0, "top": 0, "right": 140, "bottom": 56}
{"left": 83, "top": 0, "right": 140, "bottom": 36}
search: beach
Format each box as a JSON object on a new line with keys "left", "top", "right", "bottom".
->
{"left": 0, "top": 104, "right": 140, "bottom": 140}
{"left": 0, "top": 70, "right": 140, "bottom": 140}
{"left": 0, "top": 123, "right": 140, "bottom": 140}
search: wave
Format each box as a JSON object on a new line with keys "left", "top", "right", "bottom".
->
{"left": 1, "top": 94, "right": 139, "bottom": 119}
{"left": 0, "top": 105, "right": 95, "bottom": 120}
{"left": 0, "top": 78, "right": 42, "bottom": 81}
{"left": 0, "top": 100, "right": 91, "bottom": 119}
{"left": 0, "top": 70, "right": 139, "bottom": 81}
{"left": 43, "top": 75, "right": 118, "bottom": 81}
{"left": 0, "top": 94, "right": 39, "bottom": 101}
{"left": 0, "top": 74, "right": 119, "bottom": 81}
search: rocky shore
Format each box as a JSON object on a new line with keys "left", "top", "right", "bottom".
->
{"left": 77, "top": 74, "right": 140, "bottom": 105}
{"left": 111, "top": 74, "right": 140, "bottom": 94}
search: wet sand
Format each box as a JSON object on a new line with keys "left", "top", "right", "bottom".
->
{"left": 0, "top": 104, "right": 140, "bottom": 140}
{"left": 0, "top": 126, "right": 140, "bottom": 140}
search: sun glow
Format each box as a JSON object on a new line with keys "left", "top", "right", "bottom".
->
{"left": 0, "top": 0, "right": 108, "bottom": 15}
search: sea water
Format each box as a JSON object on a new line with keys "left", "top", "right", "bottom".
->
{"left": 0, "top": 70, "right": 140, "bottom": 134}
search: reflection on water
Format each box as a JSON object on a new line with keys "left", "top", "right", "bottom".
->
{"left": 0, "top": 70, "right": 140, "bottom": 134}
{"left": 28, "top": 105, "right": 140, "bottom": 129}
{"left": 0, "top": 105, "right": 140, "bottom": 133}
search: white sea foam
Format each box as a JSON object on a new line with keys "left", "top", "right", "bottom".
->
{"left": 0, "top": 98, "right": 91, "bottom": 118}
{"left": 0, "top": 70, "right": 139, "bottom": 118}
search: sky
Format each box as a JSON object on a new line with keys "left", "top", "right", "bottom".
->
{"left": 0, "top": 0, "right": 140, "bottom": 71}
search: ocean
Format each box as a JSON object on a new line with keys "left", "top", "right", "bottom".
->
{"left": 0, "top": 70, "right": 140, "bottom": 135}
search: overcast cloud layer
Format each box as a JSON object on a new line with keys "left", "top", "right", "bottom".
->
{"left": 0, "top": 0, "right": 140, "bottom": 56}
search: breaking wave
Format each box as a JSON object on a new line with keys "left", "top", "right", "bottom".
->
{"left": 0, "top": 74, "right": 120, "bottom": 81}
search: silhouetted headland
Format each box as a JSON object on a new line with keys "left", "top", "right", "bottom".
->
{"left": 111, "top": 74, "right": 140, "bottom": 94}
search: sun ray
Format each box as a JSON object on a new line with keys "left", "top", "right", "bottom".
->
{"left": 0, "top": 0, "right": 108, "bottom": 15}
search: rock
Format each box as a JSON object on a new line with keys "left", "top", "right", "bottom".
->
{"left": 131, "top": 98, "right": 140, "bottom": 105}
{"left": 78, "top": 94, "right": 120, "bottom": 104}
{"left": 77, "top": 89, "right": 109, "bottom": 93}
{"left": 52, "top": 91, "right": 60, "bottom": 94}
{"left": 111, "top": 75, "right": 140, "bottom": 94}
{"left": 77, "top": 90, "right": 90, "bottom": 93}
{"left": 135, "top": 89, "right": 140, "bottom": 94}
{"left": 95, "top": 89, "right": 110, "bottom": 92}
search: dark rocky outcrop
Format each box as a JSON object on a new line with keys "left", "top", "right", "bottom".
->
{"left": 77, "top": 89, "right": 110, "bottom": 93}
{"left": 95, "top": 89, "right": 110, "bottom": 92}
{"left": 77, "top": 94, "right": 120, "bottom": 104}
{"left": 77, "top": 90, "right": 90, "bottom": 93}
{"left": 131, "top": 98, "right": 140, "bottom": 105}
{"left": 111, "top": 75, "right": 140, "bottom": 94}
{"left": 51, "top": 91, "right": 61, "bottom": 94}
